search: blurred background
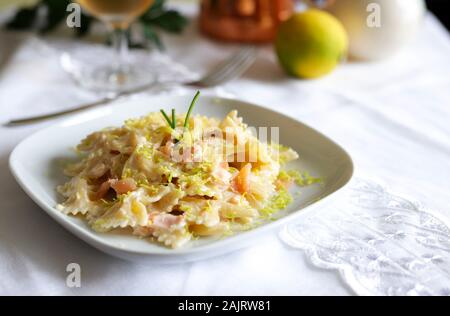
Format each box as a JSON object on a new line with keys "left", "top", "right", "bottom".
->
{"left": 0, "top": 0, "right": 449, "bottom": 119}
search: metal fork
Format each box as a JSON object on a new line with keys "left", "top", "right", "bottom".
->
{"left": 6, "top": 46, "right": 257, "bottom": 126}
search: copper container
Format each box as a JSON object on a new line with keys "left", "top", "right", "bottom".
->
{"left": 199, "top": 0, "right": 294, "bottom": 43}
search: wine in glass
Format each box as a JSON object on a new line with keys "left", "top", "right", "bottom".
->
{"left": 75, "top": 0, "right": 155, "bottom": 92}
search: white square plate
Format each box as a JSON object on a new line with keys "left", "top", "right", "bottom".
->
{"left": 9, "top": 95, "right": 353, "bottom": 263}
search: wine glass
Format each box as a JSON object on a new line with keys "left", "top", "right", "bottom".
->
{"left": 74, "top": 0, "right": 155, "bottom": 92}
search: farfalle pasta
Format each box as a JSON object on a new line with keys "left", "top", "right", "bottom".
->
{"left": 57, "top": 97, "right": 317, "bottom": 248}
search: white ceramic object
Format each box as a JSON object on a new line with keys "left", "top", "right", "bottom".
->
{"left": 9, "top": 95, "right": 353, "bottom": 263}
{"left": 326, "top": 0, "right": 426, "bottom": 60}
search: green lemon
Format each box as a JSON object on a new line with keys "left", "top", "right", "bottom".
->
{"left": 275, "top": 9, "right": 348, "bottom": 79}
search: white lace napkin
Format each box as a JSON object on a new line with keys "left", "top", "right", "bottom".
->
{"left": 280, "top": 178, "right": 450, "bottom": 296}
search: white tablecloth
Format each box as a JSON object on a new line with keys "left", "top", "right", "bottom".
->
{"left": 0, "top": 3, "right": 449, "bottom": 295}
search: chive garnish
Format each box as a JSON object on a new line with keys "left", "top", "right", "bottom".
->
{"left": 184, "top": 90, "right": 200, "bottom": 128}
{"left": 160, "top": 90, "right": 200, "bottom": 131}
{"left": 171, "top": 108, "right": 176, "bottom": 129}
{"left": 160, "top": 109, "right": 173, "bottom": 129}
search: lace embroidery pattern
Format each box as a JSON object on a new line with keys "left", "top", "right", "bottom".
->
{"left": 280, "top": 178, "right": 450, "bottom": 296}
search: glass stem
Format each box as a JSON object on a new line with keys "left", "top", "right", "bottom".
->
{"left": 111, "top": 27, "right": 129, "bottom": 75}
